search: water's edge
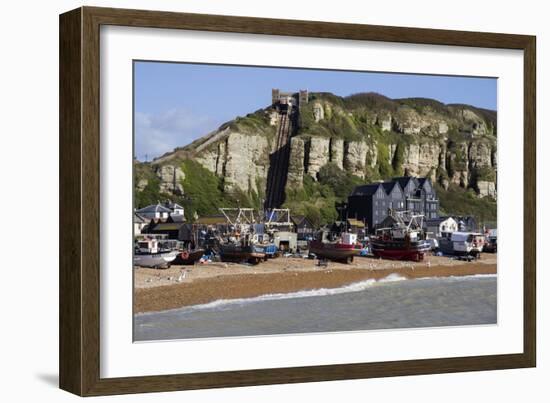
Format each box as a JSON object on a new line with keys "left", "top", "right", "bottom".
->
{"left": 134, "top": 275, "right": 497, "bottom": 342}
{"left": 136, "top": 273, "right": 497, "bottom": 317}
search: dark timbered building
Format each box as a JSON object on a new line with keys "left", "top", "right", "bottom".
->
{"left": 346, "top": 176, "right": 439, "bottom": 233}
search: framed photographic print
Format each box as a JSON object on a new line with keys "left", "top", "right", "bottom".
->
{"left": 59, "top": 6, "right": 536, "bottom": 396}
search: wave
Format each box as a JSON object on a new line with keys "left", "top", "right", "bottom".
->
{"left": 378, "top": 273, "right": 408, "bottom": 283}
{"left": 137, "top": 273, "right": 496, "bottom": 316}
{"left": 164, "top": 274, "right": 411, "bottom": 313}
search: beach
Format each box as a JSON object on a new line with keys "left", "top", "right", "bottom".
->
{"left": 134, "top": 253, "right": 497, "bottom": 313}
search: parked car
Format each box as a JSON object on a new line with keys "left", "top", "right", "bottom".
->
{"left": 483, "top": 236, "right": 497, "bottom": 253}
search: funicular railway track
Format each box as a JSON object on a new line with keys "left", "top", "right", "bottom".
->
{"left": 265, "top": 112, "right": 292, "bottom": 208}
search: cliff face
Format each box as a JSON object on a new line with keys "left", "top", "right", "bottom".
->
{"left": 135, "top": 92, "right": 497, "bottom": 215}
{"left": 195, "top": 132, "right": 270, "bottom": 194}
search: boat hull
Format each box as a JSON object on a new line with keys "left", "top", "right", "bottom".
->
{"left": 172, "top": 249, "right": 205, "bottom": 265}
{"left": 220, "top": 244, "right": 266, "bottom": 264}
{"left": 133, "top": 250, "right": 179, "bottom": 268}
{"left": 438, "top": 239, "right": 483, "bottom": 256}
{"left": 370, "top": 239, "right": 430, "bottom": 262}
{"left": 259, "top": 243, "right": 278, "bottom": 258}
{"left": 308, "top": 241, "right": 359, "bottom": 263}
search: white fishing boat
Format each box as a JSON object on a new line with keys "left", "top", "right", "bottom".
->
{"left": 438, "top": 232, "right": 485, "bottom": 257}
{"left": 134, "top": 238, "right": 179, "bottom": 269}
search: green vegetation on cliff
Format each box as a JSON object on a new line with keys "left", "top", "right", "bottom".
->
{"left": 437, "top": 184, "right": 497, "bottom": 224}
{"left": 134, "top": 160, "right": 263, "bottom": 220}
{"left": 134, "top": 162, "right": 163, "bottom": 208}
{"left": 283, "top": 163, "right": 363, "bottom": 227}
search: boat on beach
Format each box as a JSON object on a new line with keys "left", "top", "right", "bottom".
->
{"left": 172, "top": 248, "right": 206, "bottom": 265}
{"left": 370, "top": 210, "right": 430, "bottom": 262}
{"left": 308, "top": 233, "right": 359, "bottom": 263}
{"left": 134, "top": 238, "right": 179, "bottom": 269}
{"left": 438, "top": 232, "right": 485, "bottom": 258}
{"left": 219, "top": 243, "right": 266, "bottom": 264}
{"left": 308, "top": 240, "right": 359, "bottom": 263}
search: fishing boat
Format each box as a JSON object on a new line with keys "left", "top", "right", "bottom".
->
{"left": 219, "top": 243, "right": 266, "bottom": 264}
{"left": 370, "top": 211, "right": 430, "bottom": 261}
{"left": 308, "top": 233, "right": 359, "bottom": 263}
{"left": 133, "top": 238, "right": 179, "bottom": 269}
{"left": 172, "top": 249, "right": 205, "bottom": 265}
{"left": 438, "top": 232, "right": 486, "bottom": 257}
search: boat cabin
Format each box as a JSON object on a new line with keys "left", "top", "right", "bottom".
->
{"left": 449, "top": 232, "right": 485, "bottom": 253}
{"left": 136, "top": 238, "right": 160, "bottom": 254}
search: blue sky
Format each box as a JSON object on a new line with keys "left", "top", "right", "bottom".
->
{"left": 134, "top": 61, "right": 497, "bottom": 161}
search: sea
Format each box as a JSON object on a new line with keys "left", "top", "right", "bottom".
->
{"left": 134, "top": 274, "right": 497, "bottom": 342}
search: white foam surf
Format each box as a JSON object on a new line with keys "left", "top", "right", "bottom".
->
{"left": 378, "top": 273, "right": 408, "bottom": 283}
{"left": 165, "top": 274, "right": 411, "bottom": 313}
{"left": 136, "top": 273, "right": 496, "bottom": 317}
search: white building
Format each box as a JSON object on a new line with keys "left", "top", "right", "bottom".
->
{"left": 133, "top": 213, "right": 149, "bottom": 235}
{"left": 162, "top": 201, "right": 185, "bottom": 217}
{"left": 426, "top": 216, "right": 458, "bottom": 238}
{"left": 135, "top": 203, "right": 172, "bottom": 220}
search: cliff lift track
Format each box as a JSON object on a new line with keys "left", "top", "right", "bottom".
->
{"left": 264, "top": 111, "right": 293, "bottom": 208}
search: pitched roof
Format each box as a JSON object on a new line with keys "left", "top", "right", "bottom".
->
{"left": 136, "top": 203, "right": 171, "bottom": 214}
{"left": 417, "top": 177, "right": 433, "bottom": 190}
{"left": 134, "top": 213, "right": 148, "bottom": 223}
{"left": 381, "top": 181, "right": 403, "bottom": 195}
{"left": 351, "top": 183, "right": 382, "bottom": 196}
{"left": 392, "top": 176, "right": 418, "bottom": 190}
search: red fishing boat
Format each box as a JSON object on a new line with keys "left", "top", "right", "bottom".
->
{"left": 309, "top": 233, "right": 359, "bottom": 263}
{"left": 370, "top": 211, "right": 431, "bottom": 262}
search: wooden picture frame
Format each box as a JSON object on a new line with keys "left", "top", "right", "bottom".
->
{"left": 59, "top": 6, "right": 536, "bottom": 396}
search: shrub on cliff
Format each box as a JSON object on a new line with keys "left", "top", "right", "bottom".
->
{"left": 317, "top": 163, "right": 363, "bottom": 199}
